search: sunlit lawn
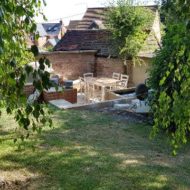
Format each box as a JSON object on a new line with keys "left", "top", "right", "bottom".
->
{"left": 0, "top": 108, "right": 190, "bottom": 190}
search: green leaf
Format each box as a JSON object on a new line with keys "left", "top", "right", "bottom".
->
{"left": 0, "top": 47, "right": 3, "bottom": 54}
{"left": 39, "top": 58, "right": 45, "bottom": 70}
{"left": 159, "top": 76, "right": 166, "bottom": 86}
{"left": 6, "top": 107, "right": 12, "bottom": 114}
{"left": 25, "top": 17, "right": 30, "bottom": 25}
{"left": 25, "top": 65, "right": 33, "bottom": 75}
{"left": 26, "top": 105, "right": 33, "bottom": 115}
{"left": 31, "top": 45, "right": 39, "bottom": 57}
{"left": 10, "top": 59, "right": 16, "bottom": 67}
{"left": 0, "top": 7, "right": 4, "bottom": 21}
{"left": 45, "top": 58, "right": 50, "bottom": 67}
{"left": 30, "top": 23, "right": 37, "bottom": 33}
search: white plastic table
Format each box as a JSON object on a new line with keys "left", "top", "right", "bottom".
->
{"left": 84, "top": 77, "right": 119, "bottom": 101}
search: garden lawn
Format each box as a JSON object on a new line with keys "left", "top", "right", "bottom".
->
{"left": 0, "top": 108, "right": 190, "bottom": 190}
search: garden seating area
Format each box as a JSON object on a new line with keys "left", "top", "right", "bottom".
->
{"left": 24, "top": 71, "right": 131, "bottom": 107}
{"left": 78, "top": 72, "right": 130, "bottom": 103}
{"left": 46, "top": 72, "right": 131, "bottom": 105}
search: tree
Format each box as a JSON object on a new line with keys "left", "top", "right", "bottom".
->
{"left": 106, "top": 0, "right": 154, "bottom": 65}
{"left": 0, "top": 0, "right": 52, "bottom": 141}
{"left": 149, "top": 0, "right": 190, "bottom": 154}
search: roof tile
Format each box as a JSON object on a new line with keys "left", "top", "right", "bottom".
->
{"left": 54, "top": 30, "right": 113, "bottom": 57}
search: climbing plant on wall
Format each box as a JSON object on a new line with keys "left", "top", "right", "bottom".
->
{"left": 106, "top": 0, "right": 154, "bottom": 62}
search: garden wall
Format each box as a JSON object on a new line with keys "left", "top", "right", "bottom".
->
{"left": 43, "top": 88, "right": 77, "bottom": 103}
{"left": 132, "top": 58, "right": 151, "bottom": 85}
{"left": 41, "top": 51, "right": 151, "bottom": 86}
{"left": 96, "top": 57, "right": 134, "bottom": 86}
{"left": 42, "top": 51, "right": 96, "bottom": 80}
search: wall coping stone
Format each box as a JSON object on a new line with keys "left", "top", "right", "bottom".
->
{"left": 40, "top": 50, "right": 97, "bottom": 55}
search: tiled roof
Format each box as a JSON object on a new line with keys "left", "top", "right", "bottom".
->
{"left": 138, "top": 30, "right": 160, "bottom": 58}
{"left": 88, "top": 20, "right": 106, "bottom": 29}
{"left": 54, "top": 30, "right": 113, "bottom": 57}
{"left": 67, "top": 20, "right": 80, "bottom": 30}
{"left": 77, "top": 7, "right": 107, "bottom": 30}
{"left": 54, "top": 5, "right": 159, "bottom": 58}
{"left": 76, "top": 6, "right": 158, "bottom": 30}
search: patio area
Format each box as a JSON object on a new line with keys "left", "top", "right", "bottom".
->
{"left": 48, "top": 72, "right": 137, "bottom": 109}
{"left": 45, "top": 72, "right": 151, "bottom": 114}
{"left": 24, "top": 71, "right": 137, "bottom": 110}
{"left": 76, "top": 72, "right": 130, "bottom": 103}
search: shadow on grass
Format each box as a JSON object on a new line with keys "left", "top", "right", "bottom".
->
{"left": 1, "top": 109, "right": 190, "bottom": 190}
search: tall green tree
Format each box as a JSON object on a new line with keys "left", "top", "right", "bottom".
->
{"left": 0, "top": 0, "right": 52, "bottom": 140}
{"left": 149, "top": 0, "right": 190, "bottom": 154}
{"left": 106, "top": 0, "right": 154, "bottom": 64}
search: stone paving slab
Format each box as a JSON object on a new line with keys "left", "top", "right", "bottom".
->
{"left": 49, "top": 99, "right": 72, "bottom": 109}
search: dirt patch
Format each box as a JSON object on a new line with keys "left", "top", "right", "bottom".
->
{"left": 0, "top": 178, "right": 31, "bottom": 190}
{"left": 92, "top": 107, "right": 151, "bottom": 124}
{"left": 0, "top": 171, "right": 41, "bottom": 190}
{"left": 0, "top": 177, "right": 45, "bottom": 190}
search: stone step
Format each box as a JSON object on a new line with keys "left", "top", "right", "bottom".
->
{"left": 49, "top": 99, "right": 72, "bottom": 109}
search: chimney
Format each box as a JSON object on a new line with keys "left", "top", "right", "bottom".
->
{"left": 60, "top": 19, "right": 66, "bottom": 37}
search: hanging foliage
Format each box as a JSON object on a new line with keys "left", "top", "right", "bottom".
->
{"left": 149, "top": 0, "right": 190, "bottom": 154}
{"left": 0, "top": 0, "right": 52, "bottom": 141}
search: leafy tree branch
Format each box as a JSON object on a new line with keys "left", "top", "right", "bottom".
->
{"left": 149, "top": 0, "right": 190, "bottom": 154}
{"left": 0, "top": 0, "right": 52, "bottom": 141}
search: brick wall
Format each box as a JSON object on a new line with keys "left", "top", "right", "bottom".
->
{"left": 43, "top": 51, "right": 96, "bottom": 80}
{"left": 96, "top": 57, "right": 124, "bottom": 77}
{"left": 43, "top": 88, "right": 77, "bottom": 103}
{"left": 96, "top": 57, "right": 134, "bottom": 86}
{"left": 41, "top": 51, "right": 150, "bottom": 87}
{"left": 23, "top": 84, "right": 77, "bottom": 103}
{"left": 23, "top": 84, "right": 35, "bottom": 97}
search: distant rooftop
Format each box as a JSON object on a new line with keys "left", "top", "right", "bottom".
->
{"left": 37, "top": 22, "right": 63, "bottom": 37}
{"left": 54, "top": 5, "right": 159, "bottom": 58}
{"left": 76, "top": 6, "right": 158, "bottom": 30}
{"left": 45, "top": 38, "right": 59, "bottom": 47}
{"left": 77, "top": 7, "right": 107, "bottom": 30}
{"left": 67, "top": 20, "right": 80, "bottom": 30}
{"left": 54, "top": 30, "right": 113, "bottom": 57}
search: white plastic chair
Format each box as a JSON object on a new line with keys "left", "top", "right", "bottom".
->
{"left": 112, "top": 72, "right": 120, "bottom": 80}
{"left": 83, "top": 73, "right": 93, "bottom": 79}
{"left": 79, "top": 77, "right": 85, "bottom": 92}
{"left": 116, "top": 74, "right": 129, "bottom": 89}
{"left": 120, "top": 74, "right": 129, "bottom": 81}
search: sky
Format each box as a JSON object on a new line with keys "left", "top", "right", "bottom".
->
{"left": 36, "top": 0, "right": 156, "bottom": 25}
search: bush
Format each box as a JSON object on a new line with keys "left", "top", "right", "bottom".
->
{"left": 148, "top": 1, "right": 190, "bottom": 154}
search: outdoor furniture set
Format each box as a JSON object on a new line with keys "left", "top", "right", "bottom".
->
{"left": 80, "top": 72, "right": 129, "bottom": 102}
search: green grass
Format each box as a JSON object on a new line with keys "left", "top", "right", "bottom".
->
{"left": 0, "top": 108, "right": 190, "bottom": 190}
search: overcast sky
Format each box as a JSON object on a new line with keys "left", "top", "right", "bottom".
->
{"left": 36, "top": 0, "right": 156, "bottom": 25}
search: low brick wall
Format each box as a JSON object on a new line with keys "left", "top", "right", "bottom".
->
{"left": 105, "top": 90, "right": 121, "bottom": 101}
{"left": 43, "top": 88, "right": 77, "bottom": 103}
{"left": 23, "top": 84, "right": 35, "bottom": 97}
